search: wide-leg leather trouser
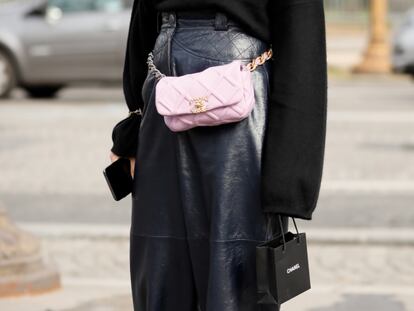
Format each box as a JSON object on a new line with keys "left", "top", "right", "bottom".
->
{"left": 130, "top": 11, "right": 288, "bottom": 311}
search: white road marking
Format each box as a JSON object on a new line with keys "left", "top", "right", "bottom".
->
{"left": 322, "top": 180, "right": 414, "bottom": 192}
{"left": 62, "top": 277, "right": 130, "bottom": 288}
{"left": 328, "top": 111, "right": 414, "bottom": 123}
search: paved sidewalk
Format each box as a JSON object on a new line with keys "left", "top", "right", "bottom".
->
{"left": 1, "top": 224, "right": 414, "bottom": 311}
{"left": 1, "top": 75, "right": 414, "bottom": 229}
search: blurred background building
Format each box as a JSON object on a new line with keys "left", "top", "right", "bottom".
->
{"left": 0, "top": 1, "right": 414, "bottom": 311}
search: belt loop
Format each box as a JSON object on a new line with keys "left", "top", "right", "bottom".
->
{"left": 165, "top": 12, "right": 177, "bottom": 76}
{"left": 160, "top": 12, "right": 176, "bottom": 30}
{"left": 168, "top": 11, "right": 177, "bottom": 28}
{"left": 214, "top": 12, "right": 228, "bottom": 31}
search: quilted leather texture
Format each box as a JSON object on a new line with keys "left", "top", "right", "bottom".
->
{"left": 171, "top": 20, "right": 265, "bottom": 62}
{"left": 155, "top": 60, "right": 255, "bottom": 132}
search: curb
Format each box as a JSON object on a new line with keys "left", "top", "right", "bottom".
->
{"left": 18, "top": 223, "right": 130, "bottom": 239}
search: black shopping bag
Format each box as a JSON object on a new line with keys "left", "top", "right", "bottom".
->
{"left": 256, "top": 215, "right": 311, "bottom": 306}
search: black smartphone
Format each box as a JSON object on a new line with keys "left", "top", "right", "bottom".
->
{"left": 103, "top": 157, "right": 133, "bottom": 201}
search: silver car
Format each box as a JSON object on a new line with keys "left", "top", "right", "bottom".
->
{"left": 393, "top": 7, "right": 414, "bottom": 77}
{"left": 0, "top": 0, "right": 132, "bottom": 98}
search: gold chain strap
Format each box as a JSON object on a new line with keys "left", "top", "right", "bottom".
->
{"left": 147, "top": 48, "right": 273, "bottom": 80}
{"left": 245, "top": 48, "right": 273, "bottom": 72}
{"left": 131, "top": 49, "right": 272, "bottom": 118}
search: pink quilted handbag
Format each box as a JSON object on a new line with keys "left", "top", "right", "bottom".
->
{"left": 146, "top": 49, "right": 272, "bottom": 132}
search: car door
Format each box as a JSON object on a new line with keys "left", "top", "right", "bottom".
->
{"left": 20, "top": 0, "right": 129, "bottom": 84}
{"left": 92, "top": 0, "right": 131, "bottom": 80}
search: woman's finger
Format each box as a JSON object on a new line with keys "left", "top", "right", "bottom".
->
{"left": 130, "top": 158, "right": 136, "bottom": 178}
{"left": 110, "top": 151, "right": 120, "bottom": 163}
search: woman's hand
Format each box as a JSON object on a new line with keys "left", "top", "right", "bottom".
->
{"left": 109, "top": 151, "right": 136, "bottom": 178}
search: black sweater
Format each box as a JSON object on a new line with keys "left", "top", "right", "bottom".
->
{"left": 111, "top": 0, "right": 328, "bottom": 220}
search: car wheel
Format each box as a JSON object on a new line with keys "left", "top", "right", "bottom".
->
{"left": 0, "top": 49, "right": 16, "bottom": 99}
{"left": 24, "top": 86, "right": 63, "bottom": 99}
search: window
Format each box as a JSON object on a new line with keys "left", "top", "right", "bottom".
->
{"left": 48, "top": 0, "right": 95, "bottom": 13}
{"left": 93, "top": 0, "right": 123, "bottom": 12}
{"left": 47, "top": 0, "right": 129, "bottom": 14}
{"left": 122, "top": 0, "right": 134, "bottom": 9}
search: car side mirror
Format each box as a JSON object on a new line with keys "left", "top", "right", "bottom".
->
{"left": 45, "top": 6, "right": 63, "bottom": 24}
{"left": 25, "top": 4, "right": 48, "bottom": 18}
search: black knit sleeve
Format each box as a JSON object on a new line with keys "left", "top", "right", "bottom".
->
{"left": 110, "top": 0, "right": 158, "bottom": 158}
{"left": 261, "top": 0, "right": 328, "bottom": 220}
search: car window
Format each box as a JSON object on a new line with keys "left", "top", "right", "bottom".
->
{"left": 48, "top": 0, "right": 95, "bottom": 13}
{"left": 48, "top": 0, "right": 130, "bottom": 14}
{"left": 122, "top": 0, "right": 133, "bottom": 8}
{"left": 93, "top": 0, "right": 123, "bottom": 12}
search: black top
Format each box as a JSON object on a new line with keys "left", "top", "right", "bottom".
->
{"left": 111, "top": 0, "right": 328, "bottom": 220}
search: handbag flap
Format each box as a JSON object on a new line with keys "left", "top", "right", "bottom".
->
{"left": 155, "top": 60, "right": 247, "bottom": 116}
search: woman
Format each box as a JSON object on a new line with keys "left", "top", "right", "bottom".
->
{"left": 109, "top": 0, "right": 327, "bottom": 310}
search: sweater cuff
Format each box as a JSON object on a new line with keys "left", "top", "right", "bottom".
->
{"left": 261, "top": 204, "right": 313, "bottom": 221}
{"left": 110, "top": 113, "right": 142, "bottom": 158}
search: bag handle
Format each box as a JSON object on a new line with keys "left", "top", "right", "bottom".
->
{"left": 266, "top": 214, "right": 300, "bottom": 252}
{"left": 277, "top": 215, "right": 301, "bottom": 253}
{"left": 146, "top": 48, "right": 273, "bottom": 81}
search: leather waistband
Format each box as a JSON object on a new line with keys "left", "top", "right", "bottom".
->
{"left": 175, "top": 10, "right": 217, "bottom": 19}
{"left": 158, "top": 11, "right": 239, "bottom": 32}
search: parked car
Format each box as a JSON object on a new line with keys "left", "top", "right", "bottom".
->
{"left": 0, "top": 0, "right": 132, "bottom": 98}
{"left": 392, "top": 7, "right": 414, "bottom": 78}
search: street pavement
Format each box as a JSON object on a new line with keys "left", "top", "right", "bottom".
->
{"left": 1, "top": 76, "right": 414, "bottom": 229}
{"left": 1, "top": 71, "right": 414, "bottom": 309}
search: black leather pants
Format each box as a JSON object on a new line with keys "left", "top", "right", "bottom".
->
{"left": 130, "top": 11, "right": 288, "bottom": 311}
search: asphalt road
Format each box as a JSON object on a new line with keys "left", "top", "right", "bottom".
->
{"left": 0, "top": 75, "right": 414, "bottom": 230}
